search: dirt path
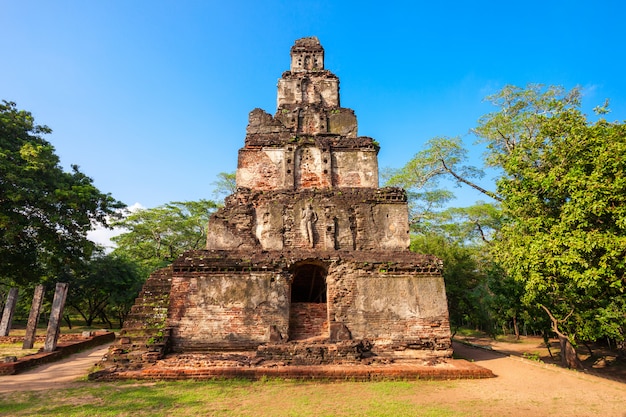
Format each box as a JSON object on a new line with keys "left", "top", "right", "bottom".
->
{"left": 449, "top": 341, "right": 626, "bottom": 416}
{"left": 0, "top": 343, "right": 111, "bottom": 393}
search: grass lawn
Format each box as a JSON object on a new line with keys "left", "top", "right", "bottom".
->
{"left": 0, "top": 379, "right": 467, "bottom": 417}
{"left": 0, "top": 343, "right": 40, "bottom": 359}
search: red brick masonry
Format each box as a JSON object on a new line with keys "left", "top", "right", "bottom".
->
{"left": 94, "top": 353, "right": 493, "bottom": 381}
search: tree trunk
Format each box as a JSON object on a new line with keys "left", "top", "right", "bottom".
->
{"left": 617, "top": 340, "right": 626, "bottom": 358}
{"left": 513, "top": 316, "right": 520, "bottom": 340}
{"left": 557, "top": 333, "right": 582, "bottom": 369}
{"left": 543, "top": 332, "right": 554, "bottom": 359}
{"left": 540, "top": 305, "right": 583, "bottom": 369}
{"left": 98, "top": 311, "right": 112, "bottom": 329}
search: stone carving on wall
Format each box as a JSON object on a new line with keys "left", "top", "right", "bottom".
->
{"left": 301, "top": 204, "right": 318, "bottom": 247}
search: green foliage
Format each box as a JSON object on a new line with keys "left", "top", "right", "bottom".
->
{"left": 407, "top": 201, "right": 520, "bottom": 334}
{"left": 396, "top": 85, "right": 626, "bottom": 351}
{"left": 66, "top": 254, "right": 143, "bottom": 328}
{"left": 112, "top": 200, "right": 218, "bottom": 274}
{"left": 522, "top": 351, "right": 542, "bottom": 361}
{"left": 411, "top": 233, "right": 487, "bottom": 329}
{"left": 387, "top": 136, "right": 498, "bottom": 205}
{"left": 0, "top": 100, "right": 124, "bottom": 287}
{"left": 487, "top": 94, "right": 626, "bottom": 345}
{"left": 211, "top": 171, "right": 236, "bottom": 200}
{"left": 473, "top": 84, "right": 581, "bottom": 169}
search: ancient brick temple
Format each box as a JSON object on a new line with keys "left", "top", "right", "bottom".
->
{"left": 105, "top": 37, "right": 452, "bottom": 371}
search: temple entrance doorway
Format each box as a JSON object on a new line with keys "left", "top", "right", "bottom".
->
{"left": 289, "top": 262, "right": 328, "bottom": 341}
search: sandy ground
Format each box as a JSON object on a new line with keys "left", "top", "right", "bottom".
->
{"left": 0, "top": 341, "right": 624, "bottom": 416}
{"left": 450, "top": 342, "right": 626, "bottom": 416}
{"left": 0, "top": 343, "right": 111, "bottom": 393}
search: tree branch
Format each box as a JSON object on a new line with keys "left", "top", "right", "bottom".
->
{"left": 475, "top": 221, "right": 492, "bottom": 244}
{"left": 440, "top": 159, "right": 503, "bottom": 202}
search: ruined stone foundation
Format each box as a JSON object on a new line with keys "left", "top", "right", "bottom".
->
{"left": 99, "top": 37, "right": 453, "bottom": 378}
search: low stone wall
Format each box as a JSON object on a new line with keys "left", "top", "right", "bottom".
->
{"left": 0, "top": 331, "right": 114, "bottom": 375}
{"left": 97, "top": 359, "right": 494, "bottom": 381}
{"left": 256, "top": 340, "right": 369, "bottom": 365}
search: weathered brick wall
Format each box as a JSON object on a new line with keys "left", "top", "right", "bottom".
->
{"left": 236, "top": 143, "right": 378, "bottom": 191}
{"left": 206, "top": 189, "right": 410, "bottom": 252}
{"left": 237, "top": 148, "right": 284, "bottom": 190}
{"left": 289, "top": 302, "right": 328, "bottom": 340}
{"left": 167, "top": 272, "right": 290, "bottom": 351}
{"left": 327, "top": 261, "right": 452, "bottom": 357}
{"left": 163, "top": 252, "right": 449, "bottom": 358}
{"left": 277, "top": 74, "right": 339, "bottom": 108}
{"left": 331, "top": 150, "right": 378, "bottom": 188}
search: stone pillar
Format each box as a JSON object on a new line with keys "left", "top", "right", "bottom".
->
{"left": 22, "top": 285, "right": 45, "bottom": 349}
{"left": 0, "top": 288, "right": 19, "bottom": 336}
{"left": 43, "top": 283, "right": 69, "bottom": 352}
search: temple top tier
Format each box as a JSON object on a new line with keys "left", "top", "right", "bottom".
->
{"left": 237, "top": 37, "right": 380, "bottom": 191}
{"left": 278, "top": 37, "right": 339, "bottom": 110}
{"left": 290, "top": 36, "right": 325, "bottom": 72}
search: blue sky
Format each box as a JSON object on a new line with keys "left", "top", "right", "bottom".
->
{"left": 2, "top": 1, "right": 625, "bottom": 211}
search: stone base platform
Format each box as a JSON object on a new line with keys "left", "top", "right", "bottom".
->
{"left": 91, "top": 351, "right": 494, "bottom": 381}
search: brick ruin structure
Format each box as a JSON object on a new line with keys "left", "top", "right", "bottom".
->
{"left": 103, "top": 37, "right": 452, "bottom": 373}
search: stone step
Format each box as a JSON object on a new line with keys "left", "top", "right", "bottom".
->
{"left": 123, "top": 317, "right": 168, "bottom": 329}
{"left": 129, "top": 305, "right": 169, "bottom": 315}
{"left": 119, "top": 328, "right": 169, "bottom": 338}
{"left": 135, "top": 291, "right": 170, "bottom": 300}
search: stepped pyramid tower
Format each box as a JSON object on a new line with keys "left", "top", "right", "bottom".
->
{"left": 104, "top": 37, "right": 452, "bottom": 371}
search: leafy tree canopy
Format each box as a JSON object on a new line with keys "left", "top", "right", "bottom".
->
{"left": 490, "top": 94, "right": 626, "bottom": 352}
{"left": 211, "top": 171, "right": 236, "bottom": 201}
{"left": 111, "top": 200, "right": 218, "bottom": 274}
{"left": 66, "top": 253, "right": 143, "bottom": 328}
{"left": 0, "top": 100, "right": 124, "bottom": 286}
{"left": 394, "top": 84, "right": 626, "bottom": 365}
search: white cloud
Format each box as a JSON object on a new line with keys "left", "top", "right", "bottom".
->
{"left": 87, "top": 227, "right": 122, "bottom": 252}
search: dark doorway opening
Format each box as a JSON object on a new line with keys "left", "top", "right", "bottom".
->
{"left": 289, "top": 262, "right": 328, "bottom": 340}
{"left": 291, "top": 263, "right": 327, "bottom": 303}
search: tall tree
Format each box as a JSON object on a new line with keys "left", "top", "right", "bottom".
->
{"left": 111, "top": 200, "right": 218, "bottom": 274}
{"left": 65, "top": 254, "right": 143, "bottom": 328}
{"left": 490, "top": 103, "right": 626, "bottom": 368}
{"left": 211, "top": 171, "right": 237, "bottom": 201}
{"left": 0, "top": 101, "right": 124, "bottom": 286}
{"left": 395, "top": 85, "right": 626, "bottom": 366}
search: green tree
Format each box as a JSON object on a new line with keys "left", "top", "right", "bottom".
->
{"left": 484, "top": 264, "right": 527, "bottom": 339}
{"left": 487, "top": 96, "right": 626, "bottom": 368}
{"left": 408, "top": 203, "right": 511, "bottom": 335}
{"left": 411, "top": 233, "right": 487, "bottom": 332}
{"left": 111, "top": 200, "right": 218, "bottom": 274}
{"left": 211, "top": 171, "right": 237, "bottom": 200}
{"left": 396, "top": 85, "right": 626, "bottom": 367}
{"left": 66, "top": 254, "right": 143, "bottom": 328}
{"left": 0, "top": 101, "right": 124, "bottom": 287}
